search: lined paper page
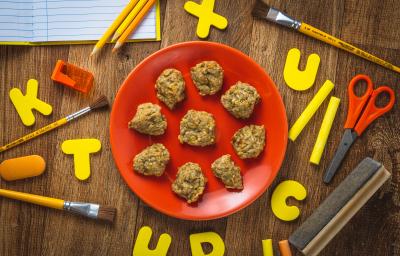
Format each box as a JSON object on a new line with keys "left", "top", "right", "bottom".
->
{"left": 0, "top": 0, "right": 33, "bottom": 41}
{"left": 34, "top": 0, "right": 157, "bottom": 42}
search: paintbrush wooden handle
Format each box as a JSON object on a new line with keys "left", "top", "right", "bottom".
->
{"left": 0, "top": 188, "right": 65, "bottom": 210}
{"left": 0, "top": 118, "right": 68, "bottom": 153}
{"left": 299, "top": 23, "right": 400, "bottom": 74}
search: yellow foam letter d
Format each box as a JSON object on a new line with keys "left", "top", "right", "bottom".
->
{"left": 61, "top": 139, "right": 101, "bottom": 181}
{"left": 132, "top": 226, "right": 171, "bottom": 256}
{"left": 9, "top": 79, "right": 53, "bottom": 126}
{"left": 190, "top": 232, "right": 225, "bottom": 256}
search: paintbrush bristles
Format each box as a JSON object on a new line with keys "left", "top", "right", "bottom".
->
{"left": 90, "top": 95, "right": 109, "bottom": 110}
{"left": 252, "top": 0, "right": 270, "bottom": 19}
{"left": 97, "top": 206, "right": 117, "bottom": 222}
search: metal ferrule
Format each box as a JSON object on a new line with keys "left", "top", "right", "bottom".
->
{"left": 63, "top": 201, "right": 100, "bottom": 219}
{"left": 66, "top": 107, "right": 91, "bottom": 121}
{"left": 266, "top": 7, "right": 301, "bottom": 30}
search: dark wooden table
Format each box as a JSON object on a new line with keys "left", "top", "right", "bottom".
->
{"left": 0, "top": 0, "right": 399, "bottom": 255}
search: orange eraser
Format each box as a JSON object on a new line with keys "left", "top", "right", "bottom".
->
{"left": 51, "top": 60, "right": 94, "bottom": 93}
{"left": 278, "top": 240, "right": 293, "bottom": 256}
{"left": 0, "top": 155, "right": 46, "bottom": 181}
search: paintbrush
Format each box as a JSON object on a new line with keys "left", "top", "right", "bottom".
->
{"left": 252, "top": 1, "right": 400, "bottom": 74}
{"left": 0, "top": 188, "right": 116, "bottom": 222}
{"left": 0, "top": 95, "right": 109, "bottom": 153}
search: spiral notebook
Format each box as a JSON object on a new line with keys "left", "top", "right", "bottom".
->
{"left": 0, "top": 0, "right": 161, "bottom": 45}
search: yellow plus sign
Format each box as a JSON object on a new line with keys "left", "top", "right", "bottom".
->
{"left": 184, "top": 0, "right": 228, "bottom": 39}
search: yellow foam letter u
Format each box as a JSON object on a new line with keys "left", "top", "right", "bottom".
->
{"left": 132, "top": 226, "right": 171, "bottom": 256}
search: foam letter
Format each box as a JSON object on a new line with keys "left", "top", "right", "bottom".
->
{"left": 184, "top": 0, "right": 228, "bottom": 39}
{"left": 271, "top": 180, "right": 307, "bottom": 221}
{"left": 132, "top": 226, "right": 171, "bottom": 256}
{"left": 9, "top": 79, "right": 53, "bottom": 126}
{"left": 284, "top": 48, "right": 320, "bottom": 91}
{"left": 61, "top": 139, "right": 101, "bottom": 181}
{"left": 190, "top": 232, "right": 225, "bottom": 256}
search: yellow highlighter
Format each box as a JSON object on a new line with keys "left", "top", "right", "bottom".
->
{"left": 262, "top": 239, "right": 274, "bottom": 256}
{"left": 310, "top": 97, "right": 341, "bottom": 165}
{"left": 289, "top": 80, "right": 334, "bottom": 141}
{"left": 111, "top": 0, "right": 149, "bottom": 42}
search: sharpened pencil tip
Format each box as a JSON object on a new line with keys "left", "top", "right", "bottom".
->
{"left": 90, "top": 47, "right": 99, "bottom": 57}
{"left": 112, "top": 42, "right": 122, "bottom": 52}
{"left": 111, "top": 33, "right": 120, "bottom": 43}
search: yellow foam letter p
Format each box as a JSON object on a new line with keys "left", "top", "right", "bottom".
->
{"left": 9, "top": 79, "right": 53, "bottom": 126}
{"left": 190, "top": 232, "right": 225, "bottom": 256}
{"left": 132, "top": 226, "right": 171, "bottom": 256}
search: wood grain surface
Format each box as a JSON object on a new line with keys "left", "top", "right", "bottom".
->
{"left": 0, "top": 0, "right": 399, "bottom": 255}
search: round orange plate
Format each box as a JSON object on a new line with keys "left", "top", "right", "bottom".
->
{"left": 110, "top": 41, "right": 288, "bottom": 220}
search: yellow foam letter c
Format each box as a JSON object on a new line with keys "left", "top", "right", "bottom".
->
{"left": 271, "top": 180, "right": 307, "bottom": 221}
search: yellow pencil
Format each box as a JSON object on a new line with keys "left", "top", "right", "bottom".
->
{"left": 111, "top": 0, "right": 149, "bottom": 42}
{"left": 90, "top": 0, "right": 139, "bottom": 56}
{"left": 113, "top": 0, "right": 156, "bottom": 52}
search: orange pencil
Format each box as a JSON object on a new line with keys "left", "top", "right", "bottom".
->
{"left": 112, "top": 0, "right": 156, "bottom": 52}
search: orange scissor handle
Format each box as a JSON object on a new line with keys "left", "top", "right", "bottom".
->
{"left": 354, "top": 86, "right": 395, "bottom": 135}
{"left": 344, "top": 74, "right": 374, "bottom": 129}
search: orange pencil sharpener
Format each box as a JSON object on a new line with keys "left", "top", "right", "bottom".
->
{"left": 51, "top": 60, "right": 94, "bottom": 93}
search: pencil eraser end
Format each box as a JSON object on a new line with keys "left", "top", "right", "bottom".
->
{"left": 0, "top": 155, "right": 46, "bottom": 181}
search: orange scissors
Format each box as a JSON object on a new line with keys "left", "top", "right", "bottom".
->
{"left": 323, "top": 74, "right": 395, "bottom": 183}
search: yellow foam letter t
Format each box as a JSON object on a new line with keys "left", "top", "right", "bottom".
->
{"left": 61, "top": 139, "right": 101, "bottom": 181}
{"left": 132, "top": 226, "right": 171, "bottom": 256}
{"left": 190, "top": 232, "right": 225, "bottom": 256}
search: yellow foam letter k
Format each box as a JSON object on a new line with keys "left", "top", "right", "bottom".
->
{"left": 9, "top": 79, "right": 53, "bottom": 126}
{"left": 132, "top": 226, "right": 171, "bottom": 256}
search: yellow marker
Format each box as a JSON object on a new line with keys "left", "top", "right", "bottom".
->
{"left": 310, "top": 97, "right": 341, "bottom": 165}
{"left": 132, "top": 226, "right": 171, "bottom": 256}
{"left": 90, "top": 0, "right": 139, "bottom": 56}
{"left": 0, "top": 155, "right": 46, "bottom": 181}
{"left": 9, "top": 79, "right": 53, "bottom": 126}
{"left": 262, "top": 239, "right": 274, "bottom": 256}
{"left": 271, "top": 180, "right": 307, "bottom": 221}
{"left": 190, "top": 232, "right": 225, "bottom": 256}
{"left": 184, "top": 0, "right": 228, "bottom": 39}
{"left": 61, "top": 139, "right": 101, "bottom": 181}
{"left": 289, "top": 80, "right": 334, "bottom": 141}
{"left": 112, "top": 0, "right": 148, "bottom": 42}
{"left": 283, "top": 48, "right": 320, "bottom": 91}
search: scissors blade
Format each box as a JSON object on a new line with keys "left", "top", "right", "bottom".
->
{"left": 323, "top": 129, "right": 358, "bottom": 183}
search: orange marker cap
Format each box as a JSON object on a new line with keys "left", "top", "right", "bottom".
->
{"left": 0, "top": 155, "right": 46, "bottom": 181}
